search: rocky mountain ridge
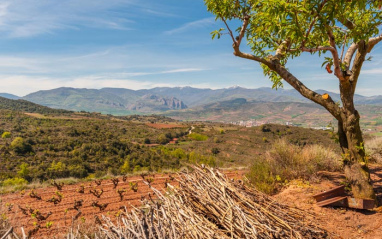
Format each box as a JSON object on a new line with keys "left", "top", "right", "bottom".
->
{"left": 2, "top": 86, "right": 381, "bottom": 115}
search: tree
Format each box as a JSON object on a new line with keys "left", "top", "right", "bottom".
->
{"left": 17, "top": 163, "right": 31, "bottom": 180}
{"left": 10, "top": 137, "right": 33, "bottom": 155}
{"left": 204, "top": 0, "right": 382, "bottom": 199}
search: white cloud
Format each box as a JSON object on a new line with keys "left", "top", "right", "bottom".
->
{"left": 361, "top": 68, "right": 382, "bottom": 74}
{"left": 160, "top": 68, "right": 204, "bottom": 74}
{"left": 164, "top": 17, "right": 216, "bottom": 35}
{"left": 0, "top": 0, "right": 134, "bottom": 38}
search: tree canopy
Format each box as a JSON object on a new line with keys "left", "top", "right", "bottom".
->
{"left": 206, "top": 0, "right": 382, "bottom": 86}
{"left": 205, "top": 0, "right": 382, "bottom": 199}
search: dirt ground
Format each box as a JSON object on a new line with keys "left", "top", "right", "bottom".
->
{"left": 0, "top": 171, "right": 244, "bottom": 238}
{"left": 274, "top": 164, "right": 382, "bottom": 239}
{"left": 1, "top": 166, "right": 381, "bottom": 238}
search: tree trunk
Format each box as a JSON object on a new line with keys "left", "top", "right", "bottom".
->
{"left": 338, "top": 109, "right": 375, "bottom": 199}
{"left": 337, "top": 72, "right": 375, "bottom": 200}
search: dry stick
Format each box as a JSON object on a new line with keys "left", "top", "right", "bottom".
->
{"left": 90, "top": 165, "right": 328, "bottom": 239}
{"left": 111, "top": 178, "right": 119, "bottom": 189}
{"left": 20, "top": 227, "right": 26, "bottom": 239}
{"left": 0, "top": 227, "right": 13, "bottom": 239}
{"left": 12, "top": 231, "right": 20, "bottom": 239}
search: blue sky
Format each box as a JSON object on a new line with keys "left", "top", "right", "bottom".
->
{"left": 0, "top": 0, "right": 381, "bottom": 96}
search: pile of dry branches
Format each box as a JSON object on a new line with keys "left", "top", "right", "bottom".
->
{"left": 98, "top": 166, "right": 329, "bottom": 239}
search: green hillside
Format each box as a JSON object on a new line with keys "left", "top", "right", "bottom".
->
{"left": 0, "top": 96, "right": 72, "bottom": 114}
{"left": 0, "top": 107, "right": 338, "bottom": 183}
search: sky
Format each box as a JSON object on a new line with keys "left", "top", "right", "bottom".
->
{"left": 0, "top": 0, "right": 381, "bottom": 97}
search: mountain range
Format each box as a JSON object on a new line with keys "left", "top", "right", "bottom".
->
{"left": 2, "top": 86, "right": 382, "bottom": 115}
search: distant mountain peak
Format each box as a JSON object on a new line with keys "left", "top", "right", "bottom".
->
{"left": 227, "top": 85, "right": 242, "bottom": 89}
{"left": 19, "top": 86, "right": 382, "bottom": 115}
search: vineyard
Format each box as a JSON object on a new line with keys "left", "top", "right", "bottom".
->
{"left": 1, "top": 170, "right": 244, "bottom": 238}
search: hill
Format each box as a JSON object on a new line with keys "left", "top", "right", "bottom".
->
{"left": 23, "top": 87, "right": 187, "bottom": 114}
{"left": 19, "top": 86, "right": 382, "bottom": 116}
{"left": 0, "top": 96, "right": 72, "bottom": 114}
{"left": 0, "top": 93, "right": 20, "bottom": 100}
{"left": 163, "top": 98, "right": 382, "bottom": 133}
{"left": 0, "top": 107, "right": 338, "bottom": 182}
{"left": 164, "top": 98, "right": 327, "bottom": 125}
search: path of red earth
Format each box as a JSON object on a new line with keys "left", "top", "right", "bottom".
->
{"left": 1, "top": 170, "right": 245, "bottom": 238}
{"left": 145, "top": 123, "right": 186, "bottom": 129}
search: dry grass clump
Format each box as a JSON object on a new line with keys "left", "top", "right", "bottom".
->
{"left": 366, "top": 137, "right": 382, "bottom": 164}
{"left": 95, "top": 166, "right": 328, "bottom": 239}
{"left": 247, "top": 139, "right": 342, "bottom": 194}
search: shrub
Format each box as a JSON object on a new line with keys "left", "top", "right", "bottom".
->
{"left": 365, "top": 137, "right": 382, "bottom": 164}
{"left": 211, "top": 148, "right": 220, "bottom": 155}
{"left": 247, "top": 139, "right": 341, "bottom": 194}
{"left": 247, "top": 160, "right": 277, "bottom": 194}
{"left": 1, "top": 177, "right": 28, "bottom": 187}
{"left": 10, "top": 137, "right": 33, "bottom": 155}
{"left": 188, "top": 133, "right": 208, "bottom": 141}
{"left": 120, "top": 160, "right": 131, "bottom": 174}
{"left": 1, "top": 132, "right": 11, "bottom": 139}
{"left": 144, "top": 138, "right": 151, "bottom": 144}
{"left": 157, "top": 134, "right": 170, "bottom": 144}
{"left": 17, "top": 163, "right": 31, "bottom": 180}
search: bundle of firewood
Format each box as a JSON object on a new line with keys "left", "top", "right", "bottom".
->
{"left": 97, "top": 165, "right": 329, "bottom": 239}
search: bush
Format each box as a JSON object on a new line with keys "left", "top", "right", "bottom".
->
{"left": 366, "top": 137, "right": 382, "bottom": 164}
{"left": 10, "top": 137, "right": 33, "bottom": 155}
{"left": 211, "top": 148, "right": 220, "bottom": 155}
{"left": 1, "top": 177, "right": 28, "bottom": 187}
{"left": 247, "top": 160, "right": 277, "bottom": 194}
{"left": 188, "top": 133, "right": 208, "bottom": 141}
{"left": 247, "top": 139, "right": 342, "bottom": 194}
{"left": 1, "top": 132, "right": 11, "bottom": 139}
{"left": 144, "top": 138, "right": 151, "bottom": 144}
{"left": 157, "top": 134, "right": 170, "bottom": 144}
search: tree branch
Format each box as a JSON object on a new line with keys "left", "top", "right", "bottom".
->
{"left": 367, "top": 34, "right": 382, "bottom": 53}
{"left": 326, "top": 27, "right": 345, "bottom": 81}
{"left": 232, "top": 49, "right": 269, "bottom": 65}
{"left": 271, "top": 63, "right": 341, "bottom": 120}
{"left": 337, "top": 17, "right": 355, "bottom": 30}
{"left": 350, "top": 40, "right": 368, "bottom": 96}
{"left": 343, "top": 43, "right": 358, "bottom": 67}
{"left": 220, "top": 16, "right": 236, "bottom": 44}
{"left": 236, "top": 15, "right": 250, "bottom": 47}
{"left": 301, "top": 0, "right": 328, "bottom": 48}
{"left": 300, "top": 46, "right": 335, "bottom": 53}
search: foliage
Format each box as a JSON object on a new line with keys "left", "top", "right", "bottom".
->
{"left": 204, "top": 0, "right": 382, "bottom": 198}
{"left": 1, "top": 177, "right": 28, "bottom": 187}
{"left": 17, "top": 163, "right": 31, "bottom": 180}
{"left": 205, "top": 0, "right": 381, "bottom": 63}
{"left": 0, "top": 109, "right": 191, "bottom": 182}
{"left": 247, "top": 160, "right": 277, "bottom": 194}
{"left": 1, "top": 132, "right": 11, "bottom": 139}
{"left": 188, "top": 133, "right": 209, "bottom": 141}
{"left": 0, "top": 108, "right": 339, "bottom": 184}
{"left": 365, "top": 137, "right": 382, "bottom": 164}
{"left": 247, "top": 139, "right": 342, "bottom": 194}
{"left": 10, "top": 137, "right": 33, "bottom": 155}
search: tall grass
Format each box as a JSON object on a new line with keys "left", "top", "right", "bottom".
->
{"left": 365, "top": 137, "right": 382, "bottom": 164}
{"left": 247, "top": 139, "right": 342, "bottom": 194}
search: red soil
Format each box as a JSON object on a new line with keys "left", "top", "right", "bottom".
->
{"left": 1, "top": 171, "right": 244, "bottom": 238}
{"left": 145, "top": 123, "right": 185, "bottom": 129}
{"left": 2, "top": 166, "right": 382, "bottom": 239}
{"left": 274, "top": 164, "right": 382, "bottom": 239}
